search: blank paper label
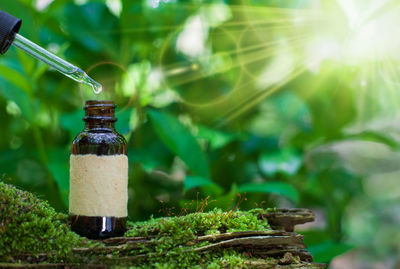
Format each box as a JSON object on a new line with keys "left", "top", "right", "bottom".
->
{"left": 69, "top": 154, "right": 128, "bottom": 217}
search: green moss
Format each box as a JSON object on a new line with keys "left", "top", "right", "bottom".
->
{"left": 203, "top": 250, "right": 250, "bottom": 269}
{"left": 124, "top": 208, "right": 270, "bottom": 268}
{"left": 0, "top": 181, "right": 88, "bottom": 262}
{"left": 0, "top": 182, "right": 276, "bottom": 268}
{"left": 126, "top": 208, "right": 270, "bottom": 238}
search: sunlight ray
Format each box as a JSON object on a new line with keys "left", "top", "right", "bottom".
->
{"left": 105, "top": 16, "right": 320, "bottom": 34}
{"left": 209, "top": 24, "right": 313, "bottom": 37}
{"left": 380, "top": 58, "right": 400, "bottom": 109}
{"left": 218, "top": 17, "right": 321, "bottom": 27}
{"left": 218, "top": 65, "right": 308, "bottom": 126}
{"left": 161, "top": 32, "right": 311, "bottom": 71}
{"left": 214, "top": 52, "right": 311, "bottom": 122}
{"left": 175, "top": 3, "right": 322, "bottom": 15}
{"left": 163, "top": 34, "right": 311, "bottom": 88}
{"left": 218, "top": 33, "right": 325, "bottom": 124}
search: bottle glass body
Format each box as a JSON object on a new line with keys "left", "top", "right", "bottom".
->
{"left": 69, "top": 100, "right": 127, "bottom": 239}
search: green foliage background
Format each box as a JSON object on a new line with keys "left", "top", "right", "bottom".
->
{"left": 1, "top": 0, "right": 400, "bottom": 267}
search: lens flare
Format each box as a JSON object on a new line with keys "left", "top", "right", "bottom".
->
{"left": 114, "top": 1, "right": 400, "bottom": 124}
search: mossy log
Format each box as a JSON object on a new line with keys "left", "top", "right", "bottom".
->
{"left": 0, "top": 182, "right": 326, "bottom": 268}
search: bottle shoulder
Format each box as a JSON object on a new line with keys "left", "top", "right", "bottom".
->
{"left": 71, "top": 129, "right": 127, "bottom": 155}
{"left": 73, "top": 129, "right": 126, "bottom": 144}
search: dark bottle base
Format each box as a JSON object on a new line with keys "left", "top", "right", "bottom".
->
{"left": 70, "top": 215, "right": 126, "bottom": 239}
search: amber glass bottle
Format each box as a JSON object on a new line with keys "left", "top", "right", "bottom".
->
{"left": 69, "top": 100, "right": 128, "bottom": 239}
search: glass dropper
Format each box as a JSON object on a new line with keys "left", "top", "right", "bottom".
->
{"left": 12, "top": 34, "right": 102, "bottom": 94}
{"left": 0, "top": 10, "right": 101, "bottom": 94}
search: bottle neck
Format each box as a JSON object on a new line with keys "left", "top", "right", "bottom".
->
{"left": 84, "top": 121, "right": 115, "bottom": 130}
{"left": 83, "top": 100, "right": 117, "bottom": 130}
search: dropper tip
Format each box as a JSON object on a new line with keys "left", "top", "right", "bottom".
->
{"left": 85, "top": 73, "right": 102, "bottom": 94}
{"left": 93, "top": 83, "right": 102, "bottom": 94}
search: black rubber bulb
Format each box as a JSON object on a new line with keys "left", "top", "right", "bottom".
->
{"left": 0, "top": 11, "right": 22, "bottom": 55}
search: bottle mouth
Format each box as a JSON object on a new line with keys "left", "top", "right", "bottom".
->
{"left": 85, "top": 100, "right": 116, "bottom": 109}
{"left": 84, "top": 100, "right": 117, "bottom": 123}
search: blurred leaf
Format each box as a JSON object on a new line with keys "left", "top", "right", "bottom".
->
{"left": 185, "top": 176, "right": 214, "bottom": 190}
{"left": 308, "top": 240, "right": 353, "bottom": 263}
{"left": 306, "top": 140, "right": 400, "bottom": 176}
{"left": 301, "top": 229, "right": 331, "bottom": 246}
{"left": 211, "top": 184, "right": 240, "bottom": 210}
{"left": 239, "top": 181, "right": 299, "bottom": 203}
{"left": 196, "top": 125, "right": 242, "bottom": 150}
{"left": 128, "top": 149, "right": 165, "bottom": 172}
{"left": 249, "top": 91, "right": 311, "bottom": 137}
{"left": 60, "top": 109, "right": 84, "bottom": 138}
{"left": 0, "top": 63, "right": 31, "bottom": 93}
{"left": 116, "top": 108, "right": 132, "bottom": 135}
{"left": 258, "top": 148, "right": 302, "bottom": 177}
{"left": 0, "top": 77, "right": 33, "bottom": 121}
{"left": 64, "top": 3, "right": 119, "bottom": 57}
{"left": 148, "top": 109, "right": 209, "bottom": 178}
{"left": 47, "top": 150, "right": 69, "bottom": 207}
{"left": 344, "top": 115, "right": 400, "bottom": 148}
{"left": 16, "top": 159, "right": 47, "bottom": 186}
{"left": 0, "top": 150, "right": 29, "bottom": 175}
{"left": 184, "top": 176, "right": 223, "bottom": 196}
{"left": 183, "top": 184, "right": 240, "bottom": 210}
{"left": 345, "top": 131, "right": 399, "bottom": 150}
{"left": 127, "top": 121, "right": 172, "bottom": 172}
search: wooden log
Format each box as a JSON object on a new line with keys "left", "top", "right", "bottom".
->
{"left": 193, "top": 230, "right": 295, "bottom": 243}
{"left": 261, "top": 208, "right": 315, "bottom": 232}
{"left": 243, "top": 260, "right": 327, "bottom": 269}
{"left": 193, "top": 235, "right": 306, "bottom": 252}
{"left": 250, "top": 247, "right": 314, "bottom": 262}
{"left": 100, "top": 236, "right": 151, "bottom": 245}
